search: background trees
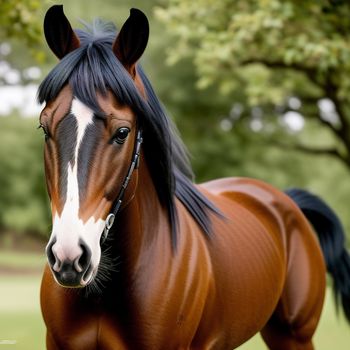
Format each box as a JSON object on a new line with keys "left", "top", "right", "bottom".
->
{"left": 156, "top": 0, "right": 350, "bottom": 166}
{"left": 0, "top": 0, "right": 44, "bottom": 84}
{"left": 155, "top": 0, "right": 350, "bottom": 238}
{"left": 0, "top": 0, "right": 349, "bottom": 243}
{"left": 0, "top": 0, "right": 41, "bottom": 43}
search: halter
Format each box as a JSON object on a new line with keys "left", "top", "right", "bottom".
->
{"left": 101, "top": 129, "right": 143, "bottom": 242}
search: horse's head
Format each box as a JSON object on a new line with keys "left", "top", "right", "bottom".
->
{"left": 40, "top": 5, "right": 149, "bottom": 288}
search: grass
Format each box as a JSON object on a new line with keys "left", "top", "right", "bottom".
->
{"left": 0, "top": 250, "right": 349, "bottom": 349}
{"left": 0, "top": 275, "right": 45, "bottom": 350}
{"left": 0, "top": 250, "right": 46, "bottom": 270}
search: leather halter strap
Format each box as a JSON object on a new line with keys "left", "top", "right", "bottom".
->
{"left": 101, "top": 129, "right": 143, "bottom": 242}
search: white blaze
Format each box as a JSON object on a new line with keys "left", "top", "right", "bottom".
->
{"left": 48, "top": 98, "right": 105, "bottom": 281}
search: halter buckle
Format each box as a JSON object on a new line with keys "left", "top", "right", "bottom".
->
{"left": 102, "top": 213, "right": 115, "bottom": 242}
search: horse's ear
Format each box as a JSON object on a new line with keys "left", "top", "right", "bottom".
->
{"left": 44, "top": 5, "right": 80, "bottom": 59}
{"left": 112, "top": 8, "right": 149, "bottom": 76}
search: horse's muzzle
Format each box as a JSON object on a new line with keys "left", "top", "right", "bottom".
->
{"left": 46, "top": 237, "right": 93, "bottom": 287}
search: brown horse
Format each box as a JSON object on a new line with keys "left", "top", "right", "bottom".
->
{"left": 39, "top": 5, "right": 350, "bottom": 350}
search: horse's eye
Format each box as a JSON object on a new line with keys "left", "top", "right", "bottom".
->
{"left": 113, "top": 127, "right": 130, "bottom": 144}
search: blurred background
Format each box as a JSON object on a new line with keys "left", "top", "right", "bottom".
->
{"left": 0, "top": 0, "right": 349, "bottom": 349}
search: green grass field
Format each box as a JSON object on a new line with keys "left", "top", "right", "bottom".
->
{"left": 0, "top": 251, "right": 349, "bottom": 349}
{"left": 0, "top": 275, "right": 45, "bottom": 350}
{"left": 0, "top": 250, "right": 45, "bottom": 270}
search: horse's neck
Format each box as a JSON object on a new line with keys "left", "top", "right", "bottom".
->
{"left": 115, "top": 157, "right": 173, "bottom": 278}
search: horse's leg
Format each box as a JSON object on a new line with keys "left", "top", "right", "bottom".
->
{"left": 261, "top": 211, "right": 326, "bottom": 350}
{"left": 260, "top": 321, "right": 315, "bottom": 350}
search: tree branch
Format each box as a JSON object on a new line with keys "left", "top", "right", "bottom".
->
{"left": 241, "top": 58, "right": 322, "bottom": 86}
{"left": 270, "top": 140, "right": 349, "bottom": 165}
{"left": 324, "top": 75, "right": 350, "bottom": 150}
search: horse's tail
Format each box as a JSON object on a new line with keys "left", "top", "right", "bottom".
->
{"left": 285, "top": 188, "right": 350, "bottom": 323}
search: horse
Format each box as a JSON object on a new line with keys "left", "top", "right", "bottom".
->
{"left": 39, "top": 5, "right": 350, "bottom": 350}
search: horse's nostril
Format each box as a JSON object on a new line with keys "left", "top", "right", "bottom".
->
{"left": 46, "top": 237, "right": 59, "bottom": 270}
{"left": 74, "top": 257, "right": 83, "bottom": 273}
{"left": 77, "top": 239, "right": 92, "bottom": 273}
{"left": 53, "top": 259, "right": 62, "bottom": 273}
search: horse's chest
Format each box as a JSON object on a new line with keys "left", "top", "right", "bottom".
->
{"left": 94, "top": 315, "right": 129, "bottom": 350}
{"left": 46, "top": 310, "right": 129, "bottom": 350}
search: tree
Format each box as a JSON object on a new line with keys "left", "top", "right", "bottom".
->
{"left": 0, "top": 116, "right": 50, "bottom": 235}
{"left": 2, "top": 0, "right": 349, "bottom": 238}
{"left": 0, "top": 0, "right": 42, "bottom": 46}
{"left": 0, "top": 0, "right": 45, "bottom": 85}
{"left": 155, "top": 0, "right": 350, "bottom": 167}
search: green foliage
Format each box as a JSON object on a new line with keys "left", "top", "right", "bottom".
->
{"left": 0, "top": 0, "right": 42, "bottom": 45}
{"left": 156, "top": 0, "right": 350, "bottom": 102}
{"left": 156, "top": 0, "right": 350, "bottom": 167}
{"left": 152, "top": 57, "right": 307, "bottom": 186}
{"left": 0, "top": 0, "right": 48, "bottom": 86}
{"left": 1, "top": 0, "right": 350, "bottom": 244}
{"left": 0, "top": 116, "right": 50, "bottom": 236}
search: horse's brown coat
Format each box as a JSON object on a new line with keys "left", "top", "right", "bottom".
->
{"left": 41, "top": 90, "right": 326, "bottom": 348}
{"left": 40, "top": 7, "right": 330, "bottom": 349}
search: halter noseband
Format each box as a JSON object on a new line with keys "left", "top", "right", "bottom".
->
{"left": 101, "top": 129, "right": 143, "bottom": 242}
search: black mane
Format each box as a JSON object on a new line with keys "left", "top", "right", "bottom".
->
{"left": 38, "top": 20, "right": 220, "bottom": 247}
